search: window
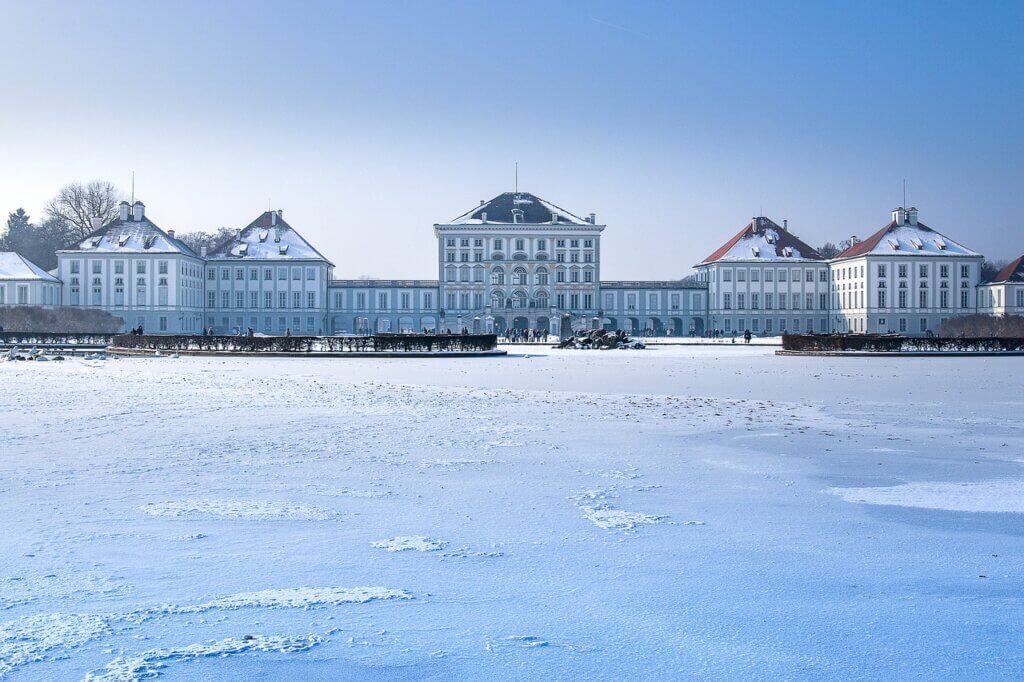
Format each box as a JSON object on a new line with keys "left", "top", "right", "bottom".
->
{"left": 308, "top": 292, "right": 316, "bottom": 308}
{"left": 820, "top": 293, "right": 827, "bottom": 310}
{"left": 537, "top": 269, "right": 549, "bottom": 285}
{"left": 723, "top": 269, "right": 732, "bottom": 282}
{"left": 765, "top": 269, "right": 773, "bottom": 282}
{"left": 961, "top": 264, "right": 970, "bottom": 279}
{"left": 919, "top": 290, "right": 927, "bottom": 308}
{"left": 278, "top": 267, "right": 287, "bottom": 280}
{"left": 792, "top": 293, "right": 800, "bottom": 309}
{"left": 537, "top": 239, "right": 546, "bottom": 251}
{"left": 293, "top": 292, "right": 301, "bottom": 308}
{"left": 919, "top": 318, "right": 928, "bottom": 332}
{"left": 737, "top": 293, "right": 745, "bottom": 310}
{"left": 737, "top": 269, "right": 746, "bottom": 282}
{"left": 805, "top": 270, "right": 813, "bottom": 282}
{"left": 279, "top": 292, "right": 287, "bottom": 308}
{"left": 961, "top": 290, "right": 969, "bottom": 308}
{"left": 940, "top": 265, "right": 948, "bottom": 278}
{"left": 208, "top": 291, "right": 216, "bottom": 307}
{"left": 491, "top": 268, "right": 504, "bottom": 285}
{"left": 751, "top": 269, "right": 760, "bottom": 282}
{"left": 446, "top": 238, "right": 455, "bottom": 247}
{"left": 250, "top": 292, "right": 258, "bottom": 308}
{"left": 765, "top": 293, "right": 773, "bottom": 310}
{"left": 292, "top": 267, "right": 301, "bottom": 280}
{"left": 877, "top": 264, "right": 886, "bottom": 278}
{"left": 723, "top": 293, "right": 732, "bottom": 310}
{"left": 751, "top": 293, "right": 759, "bottom": 309}
{"left": 92, "top": 261, "right": 102, "bottom": 274}
{"left": 70, "top": 261, "right": 81, "bottom": 274}
{"left": 898, "top": 264, "right": 907, "bottom": 278}
{"left": 805, "top": 293, "right": 814, "bottom": 310}
{"left": 570, "top": 239, "right": 579, "bottom": 248}
{"left": 919, "top": 264, "right": 928, "bottom": 278}
{"left": 584, "top": 270, "right": 593, "bottom": 283}
{"left": 378, "top": 292, "right": 388, "bottom": 309}
{"left": 940, "top": 290, "right": 949, "bottom": 308}
{"left": 264, "top": 268, "right": 272, "bottom": 280}
{"left": 494, "top": 239, "right": 503, "bottom": 250}
{"left": 778, "top": 269, "right": 787, "bottom": 282}
{"left": 878, "top": 290, "right": 886, "bottom": 308}
{"left": 515, "top": 239, "right": 524, "bottom": 251}
{"left": 460, "top": 238, "right": 469, "bottom": 247}
{"left": 819, "top": 270, "right": 827, "bottom": 282}
{"left": 898, "top": 290, "right": 907, "bottom": 308}
{"left": 265, "top": 292, "right": 272, "bottom": 308}
{"left": 236, "top": 292, "right": 244, "bottom": 308}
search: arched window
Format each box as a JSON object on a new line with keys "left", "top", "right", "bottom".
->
{"left": 513, "top": 267, "right": 528, "bottom": 286}
{"left": 535, "top": 293, "right": 549, "bottom": 309}
{"left": 445, "top": 266, "right": 457, "bottom": 282}
{"left": 491, "top": 290, "right": 504, "bottom": 309}
{"left": 473, "top": 266, "right": 485, "bottom": 283}
{"left": 512, "top": 290, "right": 528, "bottom": 308}
{"left": 491, "top": 267, "right": 505, "bottom": 285}
{"left": 459, "top": 265, "right": 470, "bottom": 282}
{"left": 536, "top": 267, "right": 549, "bottom": 285}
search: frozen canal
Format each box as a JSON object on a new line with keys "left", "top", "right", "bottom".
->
{"left": 1, "top": 346, "right": 1023, "bottom": 680}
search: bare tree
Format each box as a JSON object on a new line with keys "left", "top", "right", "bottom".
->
{"left": 817, "top": 242, "right": 841, "bottom": 259}
{"left": 981, "top": 259, "right": 1008, "bottom": 283}
{"left": 43, "top": 181, "right": 121, "bottom": 239}
{"left": 176, "top": 227, "right": 235, "bottom": 254}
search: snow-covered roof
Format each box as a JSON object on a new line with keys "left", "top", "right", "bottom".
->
{"left": 989, "top": 255, "right": 1024, "bottom": 284}
{"left": 207, "top": 211, "right": 333, "bottom": 265}
{"left": 446, "top": 192, "right": 593, "bottom": 226}
{"left": 700, "top": 217, "right": 823, "bottom": 265}
{"left": 62, "top": 210, "right": 199, "bottom": 258}
{"left": 0, "top": 252, "right": 61, "bottom": 282}
{"left": 837, "top": 211, "right": 979, "bottom": 259}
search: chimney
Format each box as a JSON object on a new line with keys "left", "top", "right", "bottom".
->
{"left": 166, "top": 229, "right": 175, "bottom": 238}
{"left": 119, "top": 201, "right": 130, "bottom": 222}
{"left": 200, "top": 246, "right": 208, "bottom": 257}
{"left": 892, "top": 207, "right": 906, "bottom": 226}
{"left": 479, "top": 200, "right": 485, "bottom": 206}
{"left": 907, "top": 207, "right": 918, "bottom": 226}
{"left": 481, "top": 211, "right": 487, "bottom": 223}
{"left": 783, "top": 219, "right": 788, "bottom": 231}
{"left": 271, "top": 211, "right": 277, "bottom": 226}
{"left": 589, "top": 213, "right": 596, "bottom": 224}
{"left": 132, "top": 201, "right": 145, "bottom": 221}
{"left": 236, "top": 229, "right": 242, "bottom": 240}
{"left": 90, "top": 216, "right": 103, "bottom": 231}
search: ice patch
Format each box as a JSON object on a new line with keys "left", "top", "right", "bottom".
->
{"left": 372, "top": 536, "right": 447, "bottom": 552}
{"left": 158, "top": 587, "right": 412, "bottom": 614}
{"left": 0, "top": 573, "right": 123, "bottom": 609}
{"left": 0, "top": 613, "right": 110, "bottom": 675}
{"left": 84, "top": 634, "right": 322, "bottom": 681}
{"left": 570, "top": 488, "right": 666, "bottom": 532}
{"left": 580, "top": 507, "right": 666, "bottom": 531}
{"left": 139, "top": 499, "right": 337, "bottom": 520}
{"left": 828, "top": 480, "right": 1024, "bottom": 513}
{"left": 419, "top": 458, "right": 496, "bottom": 468}
{"left": 327, "top": 488, "right": 393, "bottom": 498}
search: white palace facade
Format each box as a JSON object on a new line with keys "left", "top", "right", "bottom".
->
{"left": 1, "top": 191, "right": 1020, "bottom": 337}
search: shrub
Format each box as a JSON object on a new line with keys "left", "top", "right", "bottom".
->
{"left": 0, "top": 306, "right": 123, "bottom": 333}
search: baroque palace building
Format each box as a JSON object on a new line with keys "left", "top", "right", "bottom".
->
{"left": 1, "top": 191, "right": 1018, "bottom": 337}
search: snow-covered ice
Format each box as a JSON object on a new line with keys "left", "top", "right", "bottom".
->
{"left": 2, "top": 346, "right": 1024, "bottom": 678}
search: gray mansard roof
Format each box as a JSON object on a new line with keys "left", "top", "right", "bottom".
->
{"left": 62, "top": 205, "right": 199, "bottom": 258}
{"left": 207, "top": 211, "right": 334, "bottom": 265}
{"left": 446, "top": 192, "right": 593, "bottom": 226}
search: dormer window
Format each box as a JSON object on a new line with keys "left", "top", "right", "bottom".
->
{"left": 934, "top": 238, "right": 946, "bottom": 250}
{"left": 117, "top": 235, "right": 129, "bottom": 247}
{"left": 887, "top": 238, "right": 900, "bottom": 250}
{"left": 751, "top": 247, "right": 760, "bottom": 258}
{"left": 238, "top": 243, "right": 249, "bottom": 256}
{"left": 143, "top": 236, "right": 155, "bottom": 249}
{"left": 782, "top": 247, "right": 793, "bottom": 257}
{"left": 910, "top": 237, "right": 923, "bottom": 250}
{"left": 90, "top": 237, "right": 101, "bottom": 248}
{"left": 279, "top": 244, "right": 289, "bottom": 255}
{"left": 258, "top": 230, "right": 269, "bottom": 242}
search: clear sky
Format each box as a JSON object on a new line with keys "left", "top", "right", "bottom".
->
{"left": 1, "top": 0, "right": 1021, "bottom": 278}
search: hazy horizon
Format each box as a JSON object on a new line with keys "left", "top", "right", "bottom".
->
{"left": 2, "top": 1, "right": 1021, "bottom": 278}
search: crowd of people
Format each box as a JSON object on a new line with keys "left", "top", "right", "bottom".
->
{"left": 500, "top": 327, "right": 549, "bottom": 343}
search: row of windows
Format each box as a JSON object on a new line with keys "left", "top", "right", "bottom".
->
{"left": 722, "top": 292, "right": 827, "bottom": 311}
{"left": 332, "top": 292, "right": 434, "bottom": 311}
{"left": 445, "top": 250, "right": 594, "bottom": 263}
{"left": 208, "top": 266, "right": 319, "bottom": 281}
{"left": 69, "top": 260, "right": 171, "bottom": 275}
{"left": 719, "top": 318, "right": 824, "bottom": 334}
{"left": 0, "top": 284, "right": 32, "bottom": 305}
{"left": 445, "top": 238, "right": 593, "bottom": 250}
{"left": 721, "top": 267, "right": 827, "bottom": 283}
{"left": 206, "top": 291, "right": 318, "bottom": 309}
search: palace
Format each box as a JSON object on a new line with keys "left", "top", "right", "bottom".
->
{"left": 1, "top": 191, "right": 1020, "bottom": 336}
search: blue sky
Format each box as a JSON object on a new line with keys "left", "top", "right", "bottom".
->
{"left": 1, "top": 0, "right": 1021, "bottom": 277}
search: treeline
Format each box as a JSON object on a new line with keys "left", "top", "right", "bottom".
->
{"left": 939, "top": 314, "right": 1024, "bottom": 338}
{"left": 1, "top": 180, "right": 234, "bottom": 269}
{"left": 0, "top": 306, "right": 123, "bottom": 333}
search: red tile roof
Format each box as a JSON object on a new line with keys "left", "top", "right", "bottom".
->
{"left": 991, "top": 255, "right": 1024, "bottom": 283}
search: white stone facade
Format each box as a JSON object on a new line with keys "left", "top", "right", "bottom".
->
{"left": 3, "top": 193, "right": 1016, "bottom": 337}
